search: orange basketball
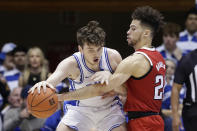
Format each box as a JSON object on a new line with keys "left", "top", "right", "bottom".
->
{"left": 27, "top": 87, "right": 58, "bottom": 118}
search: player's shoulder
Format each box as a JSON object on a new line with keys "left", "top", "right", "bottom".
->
{"left": 59, "top": 55, "right": 78, "bottom": 68}
{"left": 121, "top": 53, "right": 146, "bottom": 68}
{"left": 105, "top": 48, "right": 122, "bottom": 69}
{"left": 132, "top": 52, "right": 147, "bottom": 62}
{"left": 105, "top": 47, "right": 122, "bottom": 61}
{"left": 106, "top": 47, "right": 121, "bottom": 56}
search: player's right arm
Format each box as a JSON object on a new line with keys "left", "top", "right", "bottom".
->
{"left": 29, "top": 56, "right": 78, "bottom": 93}
{"left": 171, "top": 83, "right": 183, "bottom": 131}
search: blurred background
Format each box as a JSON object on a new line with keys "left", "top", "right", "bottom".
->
{"left": 0, "top": 0, "right": 194, "bottom": 71}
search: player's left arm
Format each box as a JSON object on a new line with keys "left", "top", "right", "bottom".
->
{"left": 58, "top": 54, "right": 146, "bottom": 101}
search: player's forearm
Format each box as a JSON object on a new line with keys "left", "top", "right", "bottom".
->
{"left": 58, "top": 84, "right": 105, "bottom": 101}
{"left": 171, "top": 83, "right": 181, "bottom": 117}
{"left": 114, "top": 84, "right": 127, "bottom": 96}
{"left": 46, "top": 72, "right": 64, "bottom": 87}
{"left": 58, "top": 73, "right": 126, "bottom": 101}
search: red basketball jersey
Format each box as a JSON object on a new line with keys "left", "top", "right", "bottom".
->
{"left": 124, "top": 48, "right": 166, "bottom": 113}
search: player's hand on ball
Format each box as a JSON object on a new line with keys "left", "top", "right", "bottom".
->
{"left": 91, "top": 71, "right": 111, "bottom": 85}
{"left": 28, "top": 81, "right": 55, "bottom": 94}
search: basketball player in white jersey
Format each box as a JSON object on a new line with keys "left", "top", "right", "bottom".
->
{"left": 30, "top": 21, "right": 126, "bottom": 131}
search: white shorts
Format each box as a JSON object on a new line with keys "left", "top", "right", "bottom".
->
{"left": 60, "top": 100, "right": 126, "bottom": 131}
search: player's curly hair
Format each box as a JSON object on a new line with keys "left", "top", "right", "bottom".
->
{"left": 132, "top": 6, "right": 164, "bottom": 37}
{"left": 77, "top": 20, "right": 106, "bottom": 47}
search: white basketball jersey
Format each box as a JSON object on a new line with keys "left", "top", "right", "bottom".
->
{"left": 68, "top": 47, "right": 116, "bottom": 107}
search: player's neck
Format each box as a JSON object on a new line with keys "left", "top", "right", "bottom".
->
{"left": 134, "top": 38, "right": 152, "bottom": 50}
{"left": 85, "top": 60, "right": 100, "bottom": 71}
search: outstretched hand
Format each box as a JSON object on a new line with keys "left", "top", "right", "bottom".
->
{"left": 28, "top": 81, "right": 55, "bottom": 94}
{"left": 91, "top": 71, "right": 112, "bottom": 85}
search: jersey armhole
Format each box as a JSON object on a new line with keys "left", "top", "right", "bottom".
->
{"left": 130, "top": 51, "right": 153, "bottom": 80}
{"left": 72, "top": 54, "right": 84, "bottom": 84}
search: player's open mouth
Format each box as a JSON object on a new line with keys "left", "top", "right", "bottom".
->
{"left": 94, "top": 58, "right": 99, "bottom": 62}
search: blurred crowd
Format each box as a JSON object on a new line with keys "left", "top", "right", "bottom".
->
{"left": 0, "top": 43, "right": 69, "bottom": 131}
{"left": 0, "top": 7, "right": 197, "bottom": 131}
{"left": 156, "top": 8, "right": 197, "bottom": 131}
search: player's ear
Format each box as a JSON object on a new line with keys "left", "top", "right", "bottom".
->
{"left": 78, "top": 45, "right": 82, "bottom": 53}
{"left": 144, "top": 29, "right": 150, "bottom": 36}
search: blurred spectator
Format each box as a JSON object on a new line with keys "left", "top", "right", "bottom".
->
{"left": 0, "top": 42, "right": 16, "bottom": 75}
{"left": 0, "top": 42, "right": 21, "bottom": 92}
{"left": 3, "top": 45, "right": 27, "bottom": 91}
{"left": 176, "top": 8, "right": 197, "bottom": 54}
{"left": 1, "top": 87, "right": 22, "bottom": 116}
{"left": 157, "top": 22, "right": 184, "bottom": 64}
{"left": 172, "top": 49, "right": 197, "bottom": 131}
{"left": 12, "top": 45, "right": 27, "bottom": 73}
{"left": 19, "top": 47, "right": 49, "bottom": 88}
{"left": 3, "top": 86, "right": 45, "bottom": 131}
{"left": 162, "top": 59, "right": 185, "bottom": 131}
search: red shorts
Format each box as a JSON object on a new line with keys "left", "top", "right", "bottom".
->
{"left": 127, "top": 115, "right": 164, "bottom": 131}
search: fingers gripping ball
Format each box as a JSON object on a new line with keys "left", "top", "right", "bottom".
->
{"left": 27, "top": 86, "right": 58, "bottom": 118}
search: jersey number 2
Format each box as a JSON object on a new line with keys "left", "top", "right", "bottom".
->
{"left": 154, "top": 75, "right": 164, "bottom": 100}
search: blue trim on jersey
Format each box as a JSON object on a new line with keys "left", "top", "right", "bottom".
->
{"left": 99, "top": 55, "right": 104, "bottom": 71}
{"left": 67, "top": 79, "right": 80, "bottom": 106}
{"left": 109, "top": 124, "right": 121, "bottom": 131}
{"left": 72, "top": 54, "right": 84, "bottom": 84}
{"left": 113, "top": 96, "right": 125, "bottom": 116}
{"left": 81, "top": 54, "right": 95, "bottom": 73}
{"left": 104, "top": 48, "right": 113, "bottom": 73}
{"left": 68, "top": 79, "right": 75, "bottom": 91}
{"left": 81, "top": 52, "right": 104, "bottom": 73}
{"left": 68, "top": 126, "right": 78, "bottom": 131}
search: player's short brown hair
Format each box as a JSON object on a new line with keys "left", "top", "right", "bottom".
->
{"left": 77, "top": 20, "right": 106, "bottom": 47}
{"left": 132, "top": 6, "right": 164, "bottom": 37}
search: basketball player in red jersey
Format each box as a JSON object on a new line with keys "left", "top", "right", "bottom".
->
{"left": 31, "top": 6, "right": 166, "bottom": 131}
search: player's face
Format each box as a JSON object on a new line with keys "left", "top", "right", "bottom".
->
{"left": 29, "top": 50, "right": 42, "bottom": 68}
{"left": 186, "top": 14, "right": 197, "bottom": 34}
{"left": 163, "top": 34, "right": 179, "bottom": 51}
{"left": 165, "top": 60, "right": 175, "bottom": 79}
{"left": 127, "top": 20, "right": 143, "bottom": 47}
{"left": 79, "top": 43, "right": 103, "bottom": 65}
